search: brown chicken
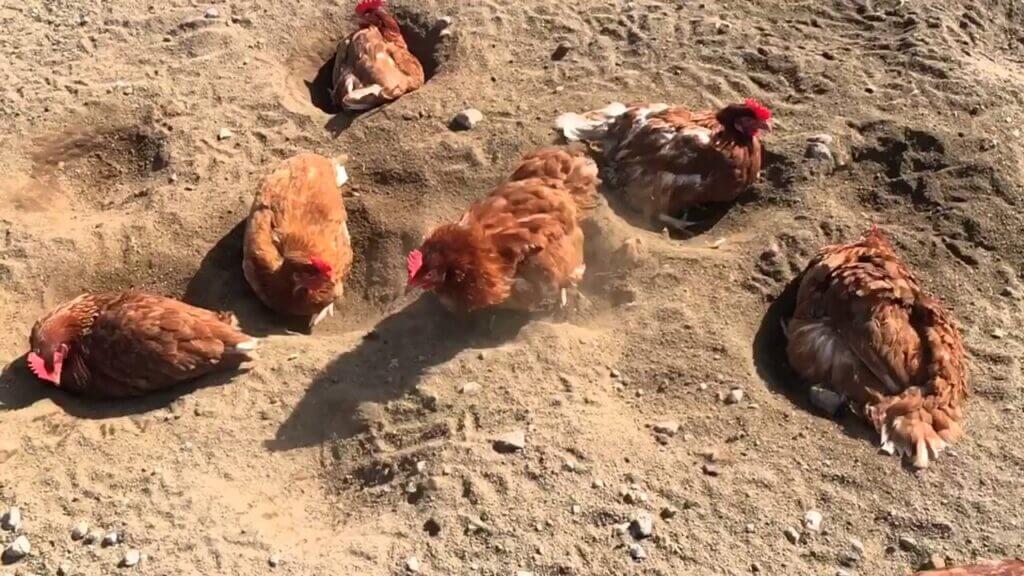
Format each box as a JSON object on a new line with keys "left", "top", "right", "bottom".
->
{"left": 555, "top": 99, "right": 771, "bottom": 232}
{"left": 916, "top": 560, "right": 1024, "bottom": 576}
{"left": 27, "top": 292, "right": 257, "bottom": 398}
{"left": 243, "top": 153, "right": 353, "bottom": 328}
{"left": 332, "top": 0, "right": 425, "bottom": 112}
{"left": 785, "top": 227, "right": 968, "bottom": 469}
{"left": 406, "top": 146, "right": 599, "bottom": 312}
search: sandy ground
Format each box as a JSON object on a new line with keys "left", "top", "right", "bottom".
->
{"left": 2, "top": 0, "right": 1024, "bottom": 574}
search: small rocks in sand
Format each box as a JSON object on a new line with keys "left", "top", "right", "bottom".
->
{"left": 899, "top": 535, "right": 918, "bottom": 551}
{"left": 923, "top": 553, "right": 946, "bottom": 570}
{"left": 723, "top": 388, "right": 744, "bottom": 405}
{"left": 653, "top": 421, "right": 681, "bottom": 436}
{"left": 784, "top": 527, "right": 800, "bottom": 544}
{"left": 405, "top": 556, "right": 421, "bottom": 573}
{"left": 551, "top": 42, "right": 572, "bottom": 61}
{"left": 660, "top": 506, "right": 679, "bottom": 520}
{"left": 70, "top": 522, "right": 90, "bottom": 541}
{"left": 121, "top": 549, "right": 141, "bottom": 568}
{"left": 459, "top": 381, "right": 481, "bottom": 395}
{"left": 838, "top": 550, "right": 861, "bottom": 567}
{"left": 450, "top": 108, "right": 483, "bottom": 131}
{"left": 492, "top": 430, "right": 526, "bottom": 453}
{"left": 803, "top": 510, "right": 823, "bottom": 532}
{"left": 102, "top": 531, "right": 120, "bottom": 547}
{"left": 203, "top": 7, "right": 220, "bottom": 18}
{"left": 3, "top": 535, "right": 30, "bottom": 562}
{"left": 629, "top": 543, "right": 648, "bottom": 561}
{"left": 217, "top": 127, "right": 234, "bottom": 140}
{"left": 809, "top": 386, "right": 845, "bottom": 415}
{"left": 849, "top": 538, "right": 865, "bottom": 556}
{"left": 84, "top": 529, "right": 105, "bottom": 545}
{"left": 808, "top": 133, "right": 834, "bottom": 145}
{"left": 629, "top": 512, "right": 654, "bottom": 539}
{"left": 268, "top": 553, "right": 282, "bottom": 567}
{"left": 702, "top": 463, "right": 721, "bottom": 477}
{"left": 58, "top": 562, "right": 74, "bottom": 576}
{"left": 1, "top": 506, "right": 21, "bottom": 531}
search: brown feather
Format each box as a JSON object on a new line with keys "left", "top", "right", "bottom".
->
{"left": 785, "top": 227, "right": 968, "bottom": 468}
{"left": 916, "top": 560, "right": 1024, "bottom": 576}
{"left": 332, "top": 8, "right": 424, "bottom": 111}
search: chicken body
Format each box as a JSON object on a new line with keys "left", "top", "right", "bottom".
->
{"left": 27, "top": 292, "right": 257, "bottom": 398}
{"left": 786, "top": 227, "right": 968, "bottom": 469}
{"left": 916, "top": 560, "right": 1024, "bottom": 576}
{"left": 332, "top": 1, "right": 424, "bottom": 111}
{"left": 556, "top": 100, "right": 770, "bottom": 231}
{"left": 243, "top": 153, "right": 353, "bottom": 328}
{"left": 407, "top": 146, "right": 599, "bottom": 312}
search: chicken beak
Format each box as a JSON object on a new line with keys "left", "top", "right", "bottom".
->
{"left": 759, "top": 120, "right": 773, "bottom": 133}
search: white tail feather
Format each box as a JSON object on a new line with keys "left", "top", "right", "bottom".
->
{"left": 555, "top": 102, "right": 628, "bottom": 142}
{"left": 235, "top": 339, "right": 259, "bottom": 351}
{"left": 335, "top": 163, "right": 349, "bottom": 188}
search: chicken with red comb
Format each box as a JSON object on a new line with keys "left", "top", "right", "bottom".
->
{"left": 556, "top": 99, "right": 771, "bottom": 233}
{"left": 243, "top": 153, "right": 354, "bottom": 329}
{"left": 332, "top": 0, "right": 425, "bottom": 111}
{"left": 27, "top": 292, "right": 257, "bottom": 398}
{"left": 785, "top": 227, "right": 968, "bottom": 469}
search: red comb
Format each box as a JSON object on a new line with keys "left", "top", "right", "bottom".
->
{"left": 744, "top": 99, "right": 772, "bottom": 121}
{"left": 355, "top": 0, "right": 385, "bottom": 14}
{"left": 310, "top": 257, "right": 333, "bottom": 277}
{"left": 27, "top": 352, "right": 46, "bottom": 378}
{"left": 407, "top": 249, "right": 423, "bottom": 280}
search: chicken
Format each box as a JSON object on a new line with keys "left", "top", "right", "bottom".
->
{"left": 916, "top": 560, "right": 1024, "bottom": 575}
{"left": 555, "top": 99, "right": 771, "bottom": 232}
{"left": 785, "top": 227, "right": 968, "bottom": 469}
{"left": 27, "top": 292, "right": 257, "bottom": 398}
{"left": 406, "top": 146, "right": 599, "bottom": 312}
{"left": 332, "top": 0, "right": 425, "bottom": 112}
{"left": 243, "top": 153, "right": 353, "bottom": 329}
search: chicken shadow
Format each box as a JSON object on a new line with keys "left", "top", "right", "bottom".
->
{"left": 267, "top": 295, "right": 528, "bottom": 452}
{"left": 0, "top": 356, "right": 248, "bottom": 420}
{"left": 182, "top": 220, "right": 301, "bottom": 337}
{"left": 752, "top": 276, "right": 877, "bottom": 446}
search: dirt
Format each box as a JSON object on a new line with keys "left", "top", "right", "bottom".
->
{"left": 2, "top": 0, "right": 1024, "bottom": 574}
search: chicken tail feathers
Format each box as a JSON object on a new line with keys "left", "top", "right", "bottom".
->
{"left": 555, "top": 102, "right": 628, "bottom": 142}
{"left": 225, "top": 338, "right": 260, "bottom": 363}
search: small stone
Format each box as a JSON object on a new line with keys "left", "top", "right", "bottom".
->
{"left": 405, "top": 556, "right": 421, "bottom": 573}
{"left": 1, "top": 506, "right": 21, "bottom": 531}
{"left": 702, "top": 463, "right": 721, "bottom": 477}
{"left": 84, "top": 529, "right": 104, "bottom": 545}
{"left": 849, "top": 538, "right": 865, "bottom": 556}
{"left": 629, "top": 512, "right": 654, "bottom": 539}
{"left": 653, "top": 421, "right": 681, "bottom": 436}
{"left": 459, "top": 381, "right": 481, "bottom": 395}
{"left": 809, "top": 386, "right": 845, "bottom": 415}
{"left": 898, "top": 536, "right": 918, "bottom": 551}
{"left": 435, "top": 16, "right": 453, "bottom": 28}
{"left": 217, "top": 128, "right": 233, "bottom": 140}
{"left": 121, "top": 549, "right": 141, "bottom": 568}
{"left": 3, "top": 535, "right": 30, "bottom": 562}
{"left": 838, "top": 550, "right": 861, "bottom": 567}
{"left": 102, "top": 531, "right": 120, "bottom": 547}
{"left": 924, "top": 553, "right": 946, "bottom": 570}
{"left": 450, "top": 108, "right": 484, "bottom": 131}
{"left": 745, "top": 523, "right": 755, "bottom": 533}
{"left": 591, "top": 479, "right": 606, "bottom": 489}
{"left": 724, "top": 388, "right": 744, "bottom": 405}
{"left": 629, "top": 543, "right": 647, "bottom": 561}
{"left": 660, "top": 506, "right": 679, "bottom": 520}
{"left": 570, "top": 504, "right": 582, "bottom": 515}
{"left": 803, "top": 510, "right": 823, "bottom": 532}
{"left": 784, "top": 527, "right": 800, "bottom": 544}
{"left": 58, "top": 562, "right": 74, "bottom": 576}
{"left": 806, "top": 142, "right": 834, "bottom": 162}
{"left": 836, "top": 571, "right": 853, "bottom": 576}
{"left": 268, "top": 553, "right": 282, "bottom": 568}
{"left": 751, "top": 563, "right": 762, "bottom": 573}
{"left": 493, "top": 430, "right": 526, "bottom": 453}
{"left": 551, "top": 42, "right": 572, "bottom": 61}
{"left": 203, "top": 7, "right": 219, "bottom": 18}
{"left": 808, "top": 133, "right": 834, "bottom": 145}
{"left": 71, "top": 522, "right": 90, "bottom": 541}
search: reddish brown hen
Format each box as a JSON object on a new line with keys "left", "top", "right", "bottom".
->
{"left": 27, "top": 292, "right": 257, "bottom": 398}
{"left": 333, "top": 0, "right": 425, "bottom": 111}
{"left": 915, "top": 560, "right": 1024, "bottom": 575}
{"left": 786, "top": 227, "right": 968, "bottom": 469}
{"left": 556, "top": 99, "right": 771, "bottom": 232}
{"left": 243, "top": 153, "right": 353, "bottom": 329}
{"left": 406, "top": 146, "right": 599, "bottom": 312}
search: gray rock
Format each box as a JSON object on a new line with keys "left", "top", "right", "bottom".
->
{"left": 803, "top": 510, "right": 823, "bottom": 532}
{"left": 806, "top": 142, "right": 834, "bottom": 162}
{"left": 121, "top": 549, "right": 141, "bottom": 568}
{"left": 493, "top": 430, "right": 526, "bottom": 453}
{"left": 451, "top": 109, "right": 483, "bottom": 131}
{"left": 460, "top": 381, "right": 481, "bottom": 395}
{"left": 725, "top": 388, "right": 744, "bottom": 405}
{"left": 102, "top": 531, "right": 120, "bottom": 547}
{"left": 1, "top": 506, "right": 21, "bottom": 531}
{"left": 899, "top": 535, "right": 918, "bottom": 551}
{"left": 3, "top": 535, "right": 30, "bottom": 562}
{"left": 268, "top": 554, "right": 281, "bottom": 568}
{"left": 84, "top": 529, "right": 104, "bottom": 545}
{"left": 660, "top": 506, "right": 679, "bottom": 520}
{"left": 629, "top": 512, "right": 654, "bottom": 539}
{"left": 203, "top": 7, "right": 220, "bottom": 18}
{"left": 809, "top": 386, "right": 845, "bottom": 415}
{"left": 70, "top": 522, "right": 90, "bottom": 541}
{"left": 217, "top": 128, "right": 233, "bottom": 140}
{"left": 784, "top": 527, "right": 800, "bottom": 544}
{"left": 838, "top": 550, "right": 861, "bottom": 567}
{"left": 849, "top": 537, "right": 865, "bottom": 556}
{"left": 629, "top": 543, "right": 647, "bottom": 561}
{"left": 653, "top": 421, "right": 681, "bottom": 436}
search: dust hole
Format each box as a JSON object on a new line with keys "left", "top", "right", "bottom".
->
{"left": 307, "top": 8, "right": 455, "bottom": 115}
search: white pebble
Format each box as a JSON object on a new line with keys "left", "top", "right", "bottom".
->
{"left": 102, "top": 531, "right": 120, "bottom": 547}
{"left": 1, "top": 506, "right": 21, "bottom": 531}
{"left": 451, "top": 108, "right": 483, "bottom": 131}
{"left": 459, "top": 381, "right": 481, "bottom": 395}
{"left": 405, "top": 556, "right": 421, "bottom": 573}
{"left": 653, "top": 421, "right": 681, "bottom": 436}
{"left": 217, "top": 128, "right": 234, "bottom": 140}
{"left": 629, "top": 543, "right": 647, "bottom": 561}
{"left": 5, "top": 535, "right": 31, "bottom": 560}
{"left": 804, "top": 510, "right": 823, "bottom": 532}
{"left": 268, "top": 553, "right": 281, "bottom": 567}
{"left": 71, "top": 522, "right": 90, "bottom": 540}
{"left": 121, "top": 549, "right": 141, "bottom": 567}
{"left": 204, "top": 7, "right": 220, "bottom": 18}
{"left": 725, "top": 388, "right": 744, "bottom": 404}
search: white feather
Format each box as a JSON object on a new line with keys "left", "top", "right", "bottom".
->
{"left": 235, "top": 339, "right": 259, "bottom": 351}
{"left": 335, "top": 163, "right": 349, "bottom": 188}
